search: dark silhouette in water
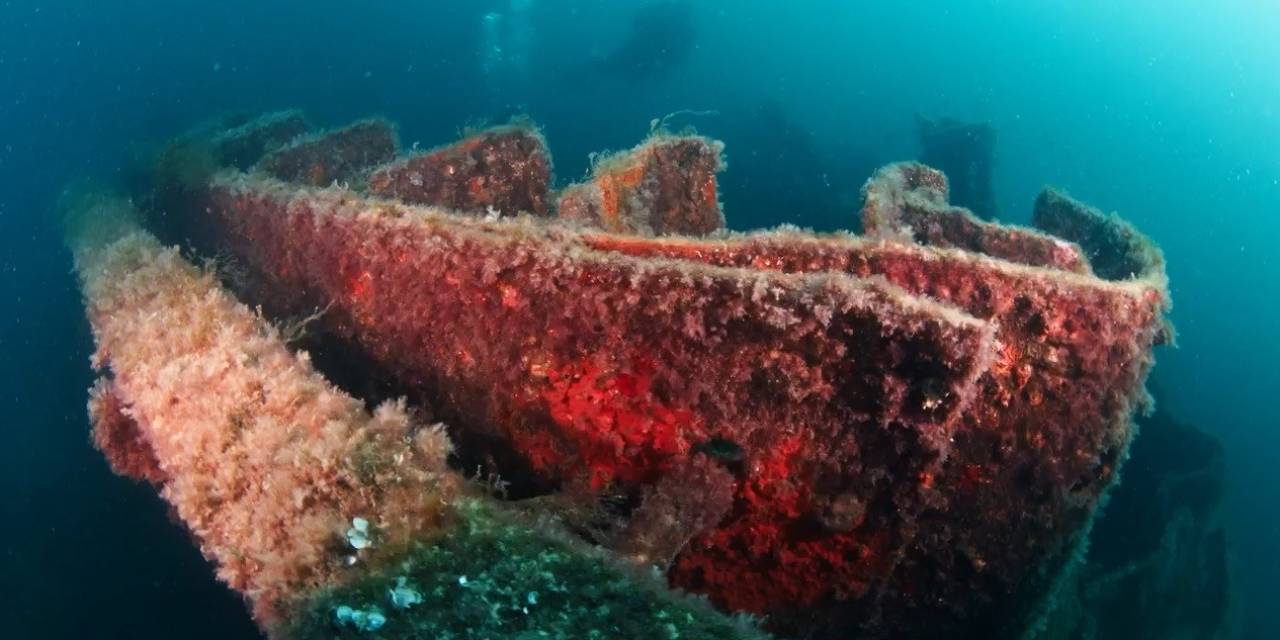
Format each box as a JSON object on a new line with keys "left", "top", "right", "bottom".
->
{"left": 1042, "top": 382, "right": 1231, "bottom": 639}
{"left": 594, "top": 1, "right": 696, "bottom": 81}
{"left": 916, "top": 114, "right": 998, "bottom": 219}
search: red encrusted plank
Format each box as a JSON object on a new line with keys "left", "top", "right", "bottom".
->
{"left": 861, "top": 162, "right": 1091, "bottom": 274}
{"left": 578, "top": 226, "right": 1167, "bottom": 635}
{"left": 366, "top": 124, "right": 553, "bottom": 217}
{"left": 556, "top": 135, "right": 725, "bottom": 236}
{"left": 202, "top": 174, "right": 1000, "bottom": 630}
{"left": 256, "top": 119, "right": 398, "bottom": 187}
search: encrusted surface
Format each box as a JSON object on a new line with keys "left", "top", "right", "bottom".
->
{"left": 203, "top": 173, "right": 1001, "bottom": 634}
{"left": 367, "top": 124, "right": 553, "bottom": 217}
{"left": 89, "top": 377, "right": 166, "bottom": 486}
{"left": 99, "top": 112, "right": 1171, "bottom": 639}
{"left": 69, "top": 194, "right": 765, "bottom": 640}
{"left": 557, "top": 134, "right": 725, "bottom": 236}
{"left": 577, "top": 227, "right": 1167, "bottom": 635}
{"left": 861, "top": 162, "right": 1090, "bottom": 274}
{"left": 70, "top": 199, "right": 455, "bottom": 626}
{"left": 1033, "top": 187, "right": 1166, "bottom": 283}
{"left": 257, "top": 119, "right": 399, "bottom": 187}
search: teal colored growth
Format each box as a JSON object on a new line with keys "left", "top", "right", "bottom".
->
{"left": 286, "top": 500, "right": 767, "bottom": 640}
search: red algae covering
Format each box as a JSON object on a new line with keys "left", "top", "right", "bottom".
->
{"left": 580, "top": 227, "right": 1167, "bottom": 634}
{"left": 151, "top": 112, "right": 1169, "bottom": 639}
{"left": 367, "top": 124, "right": 553, "bottom": 216}
{"left": 862, "top": 162, "right": 1091, "bottom": 275}
{"left": 257, "top": 119, "right": 398, "bottom": 187}
{"left": 89, "top": 377, "right": 166, "bottom": 486}
{"left": 556, "top": 135, "right": 725, "bottom": 236}
{"left": 202, "top": 173, "right": 997, "bottom": 634}
{"left": 68, "top": 199, "right": 456, "bottom": 628}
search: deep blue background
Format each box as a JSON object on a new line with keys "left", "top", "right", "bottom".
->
{"left": 3, "top": 2, "right": 1276, "bottom": 638}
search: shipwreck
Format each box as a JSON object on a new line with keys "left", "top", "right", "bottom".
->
{"left": 68, "top": 110, "right": 1169, "bottom": 639}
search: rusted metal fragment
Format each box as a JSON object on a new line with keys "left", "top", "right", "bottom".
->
{"left": 862, "top": 162, "right": 1090, "bottom": 274}
{"left": 367, "top": 124, "right": 553, "bottom": 216}
{"left": 256, "top": 118, "right": 398, "bottom": 186}
{"left": 557, "top": 135, "right": 725, "bottom": 236}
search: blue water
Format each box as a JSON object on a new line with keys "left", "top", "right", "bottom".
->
{"left": 2, "top": 1, "right": 1276, "bottom": 638}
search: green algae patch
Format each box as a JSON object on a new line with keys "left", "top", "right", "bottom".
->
{"left": 285, "top": 500, "right": 767, "bottom": 640}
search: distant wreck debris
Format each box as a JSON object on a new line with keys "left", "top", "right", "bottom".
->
{"left": 916, "top": 114, "right": 999, "bottom": 219}
{"left": 69, "top": 108, "right": 1171, "bottom": 639}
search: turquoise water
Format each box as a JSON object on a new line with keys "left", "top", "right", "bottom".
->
{"left": 2, "top": 1, "right": 1275, "bottom": 637}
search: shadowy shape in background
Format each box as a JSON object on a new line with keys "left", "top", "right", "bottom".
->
{"left": 715, "top": 101, "right": 879, "bottom": 232}
{"left": 916, "top": 114, "right": 998, "bottom": 219}
{"left": 1039, "top": 382, "right": 1232, "bottom": 639}
{"left": 594, "top": 1, "right": 696, "bottom": 82}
